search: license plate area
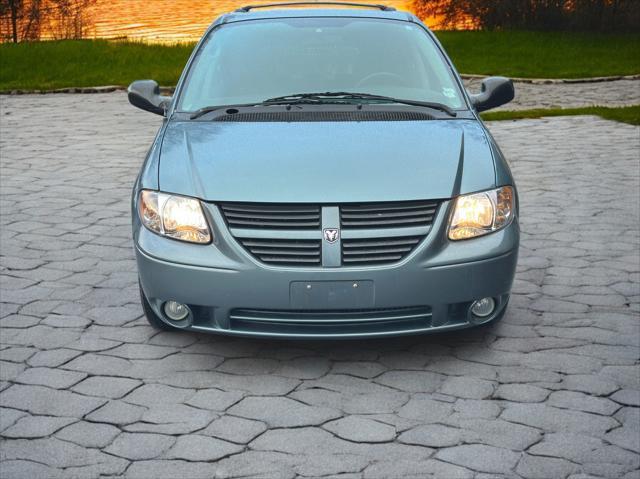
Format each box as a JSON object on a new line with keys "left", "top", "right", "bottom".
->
{"left": 290, "top": 280, "right": 374, "bottom": 309}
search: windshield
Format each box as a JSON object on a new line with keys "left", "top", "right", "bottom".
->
{"left": 177, "top": 17, "right": 465, "bottom": 112}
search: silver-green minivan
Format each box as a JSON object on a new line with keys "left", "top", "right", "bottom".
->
{"left": 128, "top": 2, "right": 519, "bottom": 338}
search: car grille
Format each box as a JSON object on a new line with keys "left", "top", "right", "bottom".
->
{"left": 340, "top": 201, "right": 438, "bottom": 228}
{"left": 229, "top": 306, "right": 433, "bottom": 336}
{"left": 237, "top": 238, "right": 321, "bottom": 266}
{"left": 219, "top": 200, "right": 440, "bottom": 267}
{"left": 342, "top": 236, "right": 422, "bottom": 266}
{"left": 219, "top": 203, "right": 320, "bottom": 229}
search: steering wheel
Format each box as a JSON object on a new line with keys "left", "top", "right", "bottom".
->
{"left": 356, "top": 72, "right": 406, "bottom": 89}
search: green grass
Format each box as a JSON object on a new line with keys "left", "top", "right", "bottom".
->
{"left": 0, "top": 39, "right": 195, "bottom": 91}
{"left": 481, "top": 105, "right": 640, "bottom": 125}
{"left": 435, "top": 30, "right": 640, "bottom": 79}
{"left": 1, "top": 31, "right": 639, "bottom": 91}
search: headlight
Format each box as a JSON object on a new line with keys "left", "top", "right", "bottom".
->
{"left": 138, "top": 190, "right": 211, "bottom": 244}
{"left": 448, "top": 186, "right": 515, "bottom": 241}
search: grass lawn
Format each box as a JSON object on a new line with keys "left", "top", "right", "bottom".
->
{"left": 436, "top": 31, "right": 640, "bottom": 79}
{"left": 0, "top": 30, "right": 639, "bottom": 91}
{"left": 481, "top": 105, "right": 640, "bottom": 125}
{"left": 0, "top": 40, "right": 194, "bottom": 91}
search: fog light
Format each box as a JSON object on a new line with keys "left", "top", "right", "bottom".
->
{"left": 470, "top": 297, "right": 495, "bottom": 318}
{"left": 163, "top": 301, "right": 189, "bottom": 321}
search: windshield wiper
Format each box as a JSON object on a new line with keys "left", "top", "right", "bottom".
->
{"left": 188, "top": 97, "right": 330, "bottom": 119}
{"left": 263, "top": 92, "right": 457, "bottom": 117}
{"left": 188, "top": 92, "right": 457, "bottom": 119}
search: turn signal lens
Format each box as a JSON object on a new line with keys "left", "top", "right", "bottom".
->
{"left": 449, "top": 186, "right": 515, "bottom": 240}
{"left": 139, "top": 190, "right": 162, "bottom": 233}
{"left": 138, "top": 190, "right": 211, "bottom": 244}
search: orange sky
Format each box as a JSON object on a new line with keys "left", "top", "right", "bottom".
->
{"left": 88, "top": 0, "right": 442, "bottom": 42}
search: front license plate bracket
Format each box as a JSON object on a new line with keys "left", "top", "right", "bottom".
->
{"left": 290, "top": 280, "right": 375, "bottom": 309}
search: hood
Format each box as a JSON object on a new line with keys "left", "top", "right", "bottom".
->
{"left": 158, "top": 119, "right": 496, "bottom": 203}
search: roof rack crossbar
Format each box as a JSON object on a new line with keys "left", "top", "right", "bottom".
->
{"left": 235, "top": 2, "right": 396, "bottom": 13}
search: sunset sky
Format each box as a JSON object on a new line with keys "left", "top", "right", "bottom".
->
{"left": 89, "top": 0, "right": 440, "bottom": 42}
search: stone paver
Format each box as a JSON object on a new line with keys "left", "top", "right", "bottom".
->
{"left": 105, "top": 432, "right": 175, "bottom": 460}
{"left": 228, "top": 396, "right": 341, "bottom": 427}
{"left": 164, "top": 435, "right": 243, "bottom": 462}
{"left": 323, "top": 416, "right": 396, "bottom": 443}
{"left": 55, "top": 421, "right": 121, "bottom": 448}
{"left": 2, "top": 416, "right": 77, "bottom": 439}
{"left": 398, "top": 424, "right": 462, "bottom": 447}
{"left": 0, "top": 93, "right": 638, "bottom": 477}
{"left": 464, "top": 77, "right": 640, "bottom": 110}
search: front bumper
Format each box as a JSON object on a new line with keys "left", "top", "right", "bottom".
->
{"left": 135, "top": 201, "right": 519, "bottom": 339}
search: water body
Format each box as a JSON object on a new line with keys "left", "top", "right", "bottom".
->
{"left": 90, "top": 0, "right": 424, "bottom": 42}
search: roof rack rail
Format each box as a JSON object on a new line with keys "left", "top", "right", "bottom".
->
{"left": 235, "top": 2, "right": 396, "bottom": 13}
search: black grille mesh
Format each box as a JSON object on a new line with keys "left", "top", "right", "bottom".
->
{"left": 213, "top": 111, "right": 435, "bottom": 122}
{"left": 342, "top": 236, "right": 422, "bottom": 266}
{"left": 341, "top": 201, "right": 439, "bottom": 229}
{"left": 230, "top": 306, "right": 433, "bottom": 335}
{"left": 220, "top": 203, "right": 320, "bottom": 229}
{"left": 237, "top": 238, "right": 321, "bottom": 266}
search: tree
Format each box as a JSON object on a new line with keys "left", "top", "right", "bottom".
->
{"left": 46, "top": 0, "right": 96, "bottom": 40}
{"left": 3, "top": 0, "right": 22, "bottom": 43}
{"left": 411, "top": 0, "right": 640, "bottom": 31}
{"left": 0, "top": 0, "right": 95, "bottom": 42}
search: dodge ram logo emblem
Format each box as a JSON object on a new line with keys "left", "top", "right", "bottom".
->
{"left": 323, "top": 228, "right": 339, "bottom": 243}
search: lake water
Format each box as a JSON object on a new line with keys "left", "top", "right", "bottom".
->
{"left": 89, "top": 0, "right": 433, "bottom": 42}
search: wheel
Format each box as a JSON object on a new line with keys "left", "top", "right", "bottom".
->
{"left": 139, "top": 282, "right": 175, "bottom": 331}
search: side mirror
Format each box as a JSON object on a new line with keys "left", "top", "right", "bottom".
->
{"left": 469, "top": 77, "right": 515, "bottom": 113}
{"left": 127, "top": 80, "right": 172, "bottom": 116}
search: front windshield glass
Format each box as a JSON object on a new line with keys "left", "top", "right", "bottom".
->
{"left": 177, "top": 17, "right": 465, "bottom": 111}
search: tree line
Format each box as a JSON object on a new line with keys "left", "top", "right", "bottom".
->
{"left": 0, "top": 0, "right": 96, "bottom": 42}
{"left": 412, "top": 0, "right": 640, "bottom": 31}
{"left": 2, "top": 0, "right": 637, "bottom": 42}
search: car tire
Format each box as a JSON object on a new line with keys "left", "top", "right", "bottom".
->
{"left": 139, "top": 282, "right": 175, "bottom": 331}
